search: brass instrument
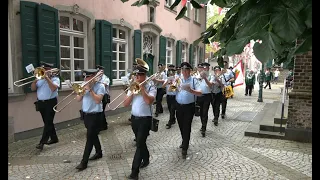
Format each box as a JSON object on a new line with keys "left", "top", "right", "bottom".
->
{"left": 168, "top": 77, "right": 181, "bottom": 92}
{"left": 108, "top": 58, "right": 165, "bottom": 110}
{"left": 214, "top": 68, "right": 234, "bottom": 98}
{"left": 53, "top": 70, "right": 104, "bottom": 113}
{"left": 190, "top": 67, "right": 200, "bottom": 76}
{"left": 13, "top": 67, "right": 60, "bottom": 87}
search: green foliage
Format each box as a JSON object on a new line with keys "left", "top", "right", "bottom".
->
{"left": 125, "top": 0, "right": 312, "bottom": 64}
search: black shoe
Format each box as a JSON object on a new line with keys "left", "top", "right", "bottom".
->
{"left": 128, "top": 173, "right": 138, "bottom": 180}
{"left": 245, "top": 94, "right": 248, "bottom": 96}
{"left": 155, "top": 113, "right": 158, "bottom": 117}
{"left": 75, "top": 161, "right": 87, "bottom": 171}
{"left": 45, "top": 139, "right": 59, "bottom": 145}
{"left": 179, "top": 144, "right": 183, "bottom": 148}
{"left": 36, "top": 143, "right": 44, "bottom": 150}
{"left": 172, "top": 121, "right": 176, "bottom": 124}
{"left": 221, "top": 114, "right": 225, "bottom": 119}
{"left": 165, "top": 123, "right": 171, "bottom": 129}
{"left": 89, "top": 153, "right": 102, "bottom": 160}
{"left": 100, "top": 126, "right": 108, "bottom": 131}
{"left": 249, "top": 94, "right": 252, "bottom": 96}
{"left": 140, "top": 161, "right": 150, "bottom": 168}
{"left": 182, "top": 150, "right": 187, "bottom": 159}
{"left": 214, "top": 121, "right": 218, "bottom": 126}
{"left": 201, "top": 131, "right": 205, "bottom": 137}
{"left": 128, "top": 118, "right": 132, "bottom": 122}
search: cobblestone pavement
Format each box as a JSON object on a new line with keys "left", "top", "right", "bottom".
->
{"left": 9, "top": 83, "right": 312, "bottom": 180}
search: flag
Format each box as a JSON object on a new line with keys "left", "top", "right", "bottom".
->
{"left": 232, "top": 60, "right": 244, "bottom": 87}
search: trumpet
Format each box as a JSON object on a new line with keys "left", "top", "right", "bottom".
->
{"left": 108, "top": 58, "right": 165, "bottom": 110}
{"left": 53, "top": 70, "right": 103, "bottom": 113}
{"left": 13, "top": 67, "right": 60, "bottom": 87}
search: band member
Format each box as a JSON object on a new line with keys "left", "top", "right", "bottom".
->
{"left": 75, "top": 69, "right": 105, "bottom": 171}
{"left": 31, "top": 62, "right": 60, "bottom": 150}
{"left": 245, "top": 69, "right": 256, "bottom": 96}
{"left": 176, "top": 62, "right": 202, "bottom": 159}
{"left": 123, "top": 65, "right": 157, "bottom": 180}
{"left": 176, "top": 66, "right": 183, "bottom": 79}
{"left": 220, "top": 60, "right": 235, "bottom": 119}
{"left": 162, "top": 65, "right": 177, "bottom": 129}
{"left": 211, "top": 66, "right": 224, "bottom": 126}
{"left": 96, "top": 65, "right": 110, "bottom": 131}
{"left": 152, "top": 64, "right": 167, "bottom": 117}
{"left": 197, "top": 63, "right": 214, "bottom": 137}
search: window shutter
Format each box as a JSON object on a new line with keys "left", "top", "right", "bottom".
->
{"left": 159, "top": 35, "right": 166, "bottom": 65}
{"left": 176, "top": 40, "right": 182, "bottom": 67}
{"left": 38, "top": 3, "right": 60, "bottom": 68}
{"left": 20, "top": 1, "right": 39, "bottom": 93}
{"left": 189, "top": 44, "right": 193, "bottom": 65}
{"left": 133, "top": 30, "right": 142, "bottom": 61}
{"left": 95, "top": 20, "right": 113, "bottom": 85}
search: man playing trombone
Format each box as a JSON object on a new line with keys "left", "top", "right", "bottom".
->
{"left": 152, "top": 63, "right": 167, "bottom": 117}
{"left": 31, "top": 62, "right": 60, "bottom": 150}
{"left": 75, "top": 69, "right": 105, "bottom": 171}
{"left": 123, "top": 64, "right": 157, "bottom": 180}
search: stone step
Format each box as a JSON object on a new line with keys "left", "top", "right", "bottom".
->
{"left": 245, "top": 130, "right": 286, "bottom": 140}
{"left": 259, "top": 101, "right": 285, "bottom": 132}
{"left": 274, "top": 95, "right": 289, "bottom": 124}
{"left": 259, "top": 124, "right": 286, "bottom": 133}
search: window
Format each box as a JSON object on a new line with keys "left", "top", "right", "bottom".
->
{"left": 182, "top": 44, "right": 187, "bottom": 62}
{"left": 193, "top": 46, "right": 198, "bottom": 67}
{"left": 166, "top": 0, "right": 173, "bottom": 7}
{"left": 112, "top": 27, "right": 128, "bottom": 81}
{"left": 59, "top": 13, "right": 88, "bottom": 88}
{"left": 185, "top": 2, "right": 190, "bottom": 18}
{"left": 149, "top": 6, "right": 155, "bottom": 22}
{"left": 8, "top": 13, "right": 13, "bottom": 93}
{"left": 166, "top": 39, "right": 173, "bottom": 66}
{"left": 194, "top": 9, "right": 199, "bottom": 22}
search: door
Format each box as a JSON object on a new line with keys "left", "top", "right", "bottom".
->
{"left": 143, "top": 53, "right": 154, "bottom": 76}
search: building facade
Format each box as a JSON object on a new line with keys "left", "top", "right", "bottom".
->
{"left": 8, "top": 0, "right": 206, "bottom": 140}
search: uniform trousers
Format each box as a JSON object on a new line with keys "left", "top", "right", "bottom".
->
{"left": 130, "top": 115, "right": 151, "bottom": 175}
{"left": 220, "top": 94, "right": 228, "bottom": 115}
{"left": 166, "top": 95, "right": 177, "bottom": 124}
{"left": 101, "top": 94, "right": 109, "bottom": 129}
{"left": 176, "top": 103, "right": 195, "bottom": 151}
{"left": 245, "top": 85, "right": 254, "bottom": 95}
{"left": 38, "top": 97, "right": 58, "bottom": 144}
{"left": 211, "top": 92, "right": 222, "bottom": 120}
{"left": 196, "top": 94, "right": 212, "bottom": 131}
{"left": 82, "top": 112, "right": 103, "bottom": 163}
{"left": 155, "top": 88, "right": 165, "bottom": 113}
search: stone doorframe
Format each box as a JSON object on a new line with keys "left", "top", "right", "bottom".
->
{"left": 140, "top": 22, "right": 162, "bottom": 72}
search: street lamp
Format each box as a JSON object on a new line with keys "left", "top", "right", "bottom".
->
{"left": 257, "top": 63, "right": 265, "bottom": 102}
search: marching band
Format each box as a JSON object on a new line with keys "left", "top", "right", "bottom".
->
{"left": 14, "top": 58, "right": 237, "bottom": 179}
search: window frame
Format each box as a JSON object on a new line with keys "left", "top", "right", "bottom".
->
{"left": 182, "top": 43, "right": 187, "bottom": 62}
{"left": 193, "top": 46, "right": 199, "bottom": 67}
{"left": 112, "top": 26, "right": 129, "bottom": 85}
{"left": 194, "top": 8, "right": 200, "bottom": 22}
{"left": 165, "top": 0, "right": 173, "bottom": 7}
{"left": 185, "top": 2, "right": 190, "bottom": 18}
{"left": 59, "top": 13, "right": 88, "bottom": 89}
{"left": 166, "top": 39, "right": 173, "bottom": 66}
{"left": 8, "top": 12, "right": 13, "bottom": 93}
{"left": 148, "top": 5, "right": 156, "bottom": 23}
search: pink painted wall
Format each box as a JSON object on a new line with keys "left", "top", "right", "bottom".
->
{"left": 27, "top": 0, "right": 206, "bottom": 43}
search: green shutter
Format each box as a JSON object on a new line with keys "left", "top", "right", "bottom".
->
{"left": 176, "top": 40, "right": 182, "bottom": 67}
{"left": 95, "top": 20, "right": 113, "bottom": 85}
{"left": 38, "top": 3, "right": 60, "bottom": 68}
{"left": 189, "top": 44, "right": 193, "bottom": 65}
{"left": 134, "top": 30, "right": 142, "bottom": 61}
{"left": 159, "top": 35, "right": 166, "bottom": 65}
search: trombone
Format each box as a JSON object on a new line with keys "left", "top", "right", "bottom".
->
{"left": 13, "top": 67, "right": 60, "bottom": 87}
{"left": 53, "top": 70, "right": 103, "bottom": 113}
{"left": 107, "top": 58, "right": 165, "bottom": 111}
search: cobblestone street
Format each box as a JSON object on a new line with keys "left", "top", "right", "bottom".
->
{"left": 8, "top": 83, "right": 312, "bottom": 180}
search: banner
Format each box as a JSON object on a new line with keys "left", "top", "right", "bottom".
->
{"left": 232, "top": 60, "right": 244, "bottom": 87}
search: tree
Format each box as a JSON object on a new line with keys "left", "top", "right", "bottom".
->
{"left": 121, "top": 0, "right": 312, "bottom": 64}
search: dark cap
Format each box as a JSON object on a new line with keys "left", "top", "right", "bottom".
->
{"left": 176, "top": 66, "right": 181, "bottom": 70}
{"left": 134, "top": 65, "right": 148, "bottom": 74}
{"left": 180, "top": 62, "right": 192, "bottom": 70}
{"left": 202, "top": 62, "right": 210, "bottom": 68}
{"left": 197, "top": 63, "right": 204, "bottom": 68}
{"left": 82, "top": 69, "right": 99, "bottom": 76}
{"left": 229, "top": 66, "right": 233, "bottom": 69}
{"left": 96, "top": 65, "right": 105, "bottom": 70}
{"left": 40, "top": 61, "right": 54, "bottom": 68}
{"left": 168, "top": 64, "right": 175, "bottom": 68}
{"left": 223, "top": 60, "right": 229, "bottom": 63}
{"left": 213, "top": 66, "right": 221, "bottom": 70}
{"left": 158, "top": 63, "right": 164, "bottom": 67}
